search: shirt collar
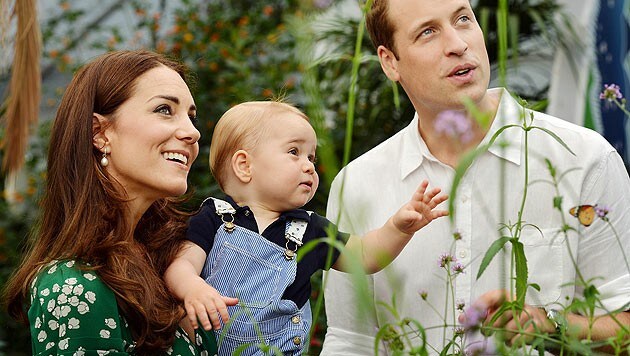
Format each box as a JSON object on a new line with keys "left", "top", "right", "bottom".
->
{"left": 400, "top": 113, "right": 436, "bottom": 180}
{"left": 223, "top": 195, "right": 312, "bottom": 222}
{"left": 400, "top": 88, "right": 523, "bottom": 180}
{"left": 483, "top": 88, "right": 523, "bottom": 166}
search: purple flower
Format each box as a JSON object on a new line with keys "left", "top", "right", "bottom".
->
{"left": 460, "top": 303, "right": 488, "bottom": 330}
{"left": 464, "top": 337, "right": 497, "bottom": 355}
{"left": 452, "top": 262, "right": 465, "bottom": 274}
{"left": 438, "top": 253, "right": 456, "bottom": 268}
{"left": 418, "top": 289, "right": 428, "bottom": 300}
{"left": 595, "top": 205, "right": 610, "bottom": 219}
{"left": 456, "top": 299, "right": 466, "bottom": 311}
{"left": 434, "top": 110, "right": 474, "bottom": 143}
{"left": 600, "top": 84, "right": 623, "bottom": 102}
{"left": 453, "top": 230, "right": 463, "bottom": 240}
{"left": 313, "top": 0, "right": 333, "bottom": 9}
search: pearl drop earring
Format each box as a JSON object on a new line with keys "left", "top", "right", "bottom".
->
{"left": 100, "top": 146, "right": 110, "bottom": 167}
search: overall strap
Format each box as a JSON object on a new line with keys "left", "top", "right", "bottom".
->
{"left": 285, "top": 211, "right": 312, "bottom": 247}
{"left": 205, "top": 197, "right": 237, "bottom": 233}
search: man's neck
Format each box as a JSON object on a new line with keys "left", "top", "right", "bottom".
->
{"left": 416, "top": 90, "right": 501, "bottom": 168}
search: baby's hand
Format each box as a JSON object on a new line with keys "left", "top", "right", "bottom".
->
{"left": 393, "top": 180, "right": 448, "bottom": 235}
{"left": 183, "top": 278, "right": 239, "bottom": 331}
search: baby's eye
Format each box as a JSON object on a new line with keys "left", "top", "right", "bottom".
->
{"left": 308, "top": 155, "right": 317, "bottom": 163}
{"left": 155, "top": 105, "right": 172, "bottom": 115}
{"left": 288, "top": 148, "right": 299, "bottom": 155}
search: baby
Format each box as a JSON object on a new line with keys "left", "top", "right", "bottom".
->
{"left": 165, "top": 101, "right": 448, "bottom": 355}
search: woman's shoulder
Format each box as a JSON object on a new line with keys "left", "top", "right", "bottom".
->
{"left": 30, "top": 260, "right": 112, "bottom": 302}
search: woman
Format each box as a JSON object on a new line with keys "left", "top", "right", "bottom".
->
{"left": 3, "top": 50, "right": 216, "bottom": 355}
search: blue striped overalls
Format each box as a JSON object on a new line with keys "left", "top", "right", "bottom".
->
{"left": 201, "top": 198, "right": 312, "bottom": 355}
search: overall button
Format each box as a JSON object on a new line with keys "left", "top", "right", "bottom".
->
{"left": 293, "top": 336, "right": 301, "bottom": 345}
{"left": 291, "top": 315, "right": 301, "bottom": 324}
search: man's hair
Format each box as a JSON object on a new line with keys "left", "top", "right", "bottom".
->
{"left": 210, "top": 101, "right": 309, "bottom": 190}
{"left": 366, "top": 0, "right": 399, "bottom": 59}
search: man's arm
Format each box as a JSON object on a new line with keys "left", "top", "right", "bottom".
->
{"left": 321, "top": 172, "right": 383, "bottom": 355}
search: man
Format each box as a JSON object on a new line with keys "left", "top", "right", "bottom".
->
{"left": 321, "top": 0, "right": 630, "bottom": 354}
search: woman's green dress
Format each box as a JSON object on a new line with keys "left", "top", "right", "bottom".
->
{"left": 28, "top": 260, "right": 218, "bottom": 355}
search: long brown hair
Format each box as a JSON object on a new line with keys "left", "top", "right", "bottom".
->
{"left": 4, "top": 50, "right": 192, "bottom": 353}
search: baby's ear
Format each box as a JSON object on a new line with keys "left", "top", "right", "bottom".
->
{"left": 231, "top": 150, "right": 252, "bottom": 183}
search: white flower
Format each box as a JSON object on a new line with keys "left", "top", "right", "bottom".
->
{"left": 69, "top": 296, "right": 80, "bottom": 306}
{"left": 61, "top": 284, "right": 73, "bottom": 295}
{"left": 65, "top": 260, "right": 75, "bottom": 268}
{"left": 104, "top": 318, "right": 117, "bottom": 329}
{"left": 85, "top": 291, "right": 96, "bottom": 303}
{"left": 189, "top": 344, "right": 195, "bottom": 354}
{"left": 34, "top": 316, "right": 42, "bottom": 328}
{"left": 83, "top": 273, "right": 96, "bottom": 281}
{"left": 73, "top": 351, "right": 85, "bottom": 356}
{"left": 166, "top": 347, "right": 173, "bottom": 355}
{"left": 46, "top": 299, "right": 56, "bottom": 313}
{"left": 59, "top": 305, "right": 71, "bottom": 318}
{"left": 52, "top": 306, "right": 61, "bottom": 318}
{"left": 37, "top": 330, "right": 47, "bottom": 342}
{"left": 48, "top": 320, "right": 59, "bottom": 330}
{"left": 65, "top": 277, "right": 78, "bottom": 285}
{"left": 46, "top": 341, "right": 55, "bottom": 350}
{"left": 48, "top": 265, "right": 58, "bottom": 274}
{"left": 52, "top": 284, "right": 61, "bottom": 293}
{"left": 73, "top": 284, "right": 84, "bottom": 295}
{"left": 59, "top": 323, "right": 67, "bottom": 337}
{"left": 59, "top": 338, "right": 69, "bottom": 350}
{"left": 100, "top": 329, "right": 111, "bottom": 338}
{"left": 39, "top": 297, "right": 45, "bottom": 306}
{"left": 77, "top": 301, "right": 90, "bottom": 314}
{"left": 97, "top": 351, "right": 110, "bottom": 355}
{"left": 40, "top": 288, "right": 50, "bottom": 297}
{"left": 57, "top": 293, "right": 68, "bottom": 304}
{"left": 68, "top": 317, "right": 80, "bottom": 329}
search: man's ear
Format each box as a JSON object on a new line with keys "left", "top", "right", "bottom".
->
{"left": 377, "top": 45, "right": 401, "bottom": 82}
{"left": 92, "top": 113, "right": 109, "bottom": 151}
{"left": 231, "top": 150, "right": 252, "bottom": 183}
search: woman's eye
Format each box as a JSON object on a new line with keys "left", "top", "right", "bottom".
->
{"left": 155, "top": 105, "right": 172, "bottom": 115}
{"left": 189, "top": 115, "right": 199, "bottom": 126}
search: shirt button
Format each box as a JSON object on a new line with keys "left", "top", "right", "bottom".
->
{"left": 293, "top": 336, "right": 301, "bottom": 345}
{"left": 291, "top": 315, "right": 301, "bottom": 324}
{"left": 244, "top": 210, "right": 250, "bottom": 216}
{"left": 459, "top": 250, "right": 468, "bottom": 258}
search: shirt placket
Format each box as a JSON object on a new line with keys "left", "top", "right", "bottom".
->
{"left": 454, "top": 174, "right": 473, "bottom": 309}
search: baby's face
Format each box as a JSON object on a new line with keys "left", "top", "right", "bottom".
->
{"left": 248, "top": 113, "right": 319, "bottom": 211}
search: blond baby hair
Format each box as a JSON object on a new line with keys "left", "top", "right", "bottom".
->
{"left": 209, "top": 101, "right": 309, "bottom": 190}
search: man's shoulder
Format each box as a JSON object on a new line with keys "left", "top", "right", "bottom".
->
{"left": 342, "top": 124, "right": 410, "bottom": 172}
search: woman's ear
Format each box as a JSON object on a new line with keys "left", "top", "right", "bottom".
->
{"left": 231, "top": 150, "right": 252, "bottom": 183}
{"left": 92, "top": 113, "right": 109, "bottom": 151}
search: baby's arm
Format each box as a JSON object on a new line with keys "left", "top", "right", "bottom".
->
{"left": 333, "top": 180, "right": 448, "bottom": 273}
{"left": 164, "top": 241, "right": 239, "bottom": 330}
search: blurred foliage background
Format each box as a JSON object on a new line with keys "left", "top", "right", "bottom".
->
{"left": 0, "top": 0, "right": 570, "bottom": 353}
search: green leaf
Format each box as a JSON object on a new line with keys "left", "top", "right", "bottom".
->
{"left": 529, "top": 126, "right": 576, "bottom": 156}
{"left": 476, "top": 236, "right": 511, "bottom": 280}
{"left": 553, "top": 196, "right": 563, "bottom": 210}
{"left": 513, "top": 241, "right": 528, "bottom": 307}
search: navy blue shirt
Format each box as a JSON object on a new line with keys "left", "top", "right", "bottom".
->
{"left": 187, "top": 196, "right": 347, "bottom": 308}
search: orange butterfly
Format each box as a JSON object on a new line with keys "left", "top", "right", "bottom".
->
{"left": 569, "top": 205, "right": 596, "bottom": 227}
